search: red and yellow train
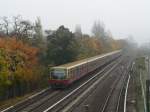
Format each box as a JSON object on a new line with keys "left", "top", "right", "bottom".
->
{"left": 49, "top": 50, "right": 121, "bottom": 88}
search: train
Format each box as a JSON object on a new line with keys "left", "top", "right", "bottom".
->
{"left": 49, "top": 50, "right": 122, "bottom": 88}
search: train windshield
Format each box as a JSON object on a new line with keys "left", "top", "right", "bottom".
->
{"left": 51, "top": 69, "right": 66, "bottom": 79}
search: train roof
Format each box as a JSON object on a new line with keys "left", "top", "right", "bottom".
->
{"left": 51, "top": 50, "right": 121, "bottom": 69}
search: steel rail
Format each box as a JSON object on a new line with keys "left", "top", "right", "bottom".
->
{"left": 123, "top": 61, "right": 134, "bottom": 112}
{"left": 1, "top": 88, "right": 51, "bottom": 112}
{"left": 100, "top": 72, "right": 123, "bottom": 112}
{"left": 116, "top": 62, "right": 132, "bottom": 112}
{"left": 123, "top": 75, "right": 130, "bottom": 112}
{"left": 100, "top": 61, "right": 131, "bottom": 112}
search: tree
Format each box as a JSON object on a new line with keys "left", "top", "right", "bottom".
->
{"left": 74, "top": 24, "right": 82, "bottom": 38}
{"left": 34, "top": 17, "right": 44, "bottom": 41}
{"left": 92, "top": 21, "right": 106, "bottom": 40}
{"left": 76, "top": 35, "right": 103, "bottom": 59}
{"left": 11, "top": 15, "right": 22, "bottom": 37}
{"left": 33, "top": 17, "right": 47, "bottom": 64}
{"left": 0, "top": 16, "right": 34, "bottom": 42}
{"left": 0, "top": 37, "right": 42, "bottom": 99}
{"left": 0, "top": 17, "right": 10, "bottom": 36}
{"left": 19, "top": 20, "right": 34, "bottom": 40}
{"left": 46, "top": 25, "right": 78, "bottom": 65}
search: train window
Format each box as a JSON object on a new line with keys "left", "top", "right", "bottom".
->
{"left": 51, "top": 69, "right": 66, "bottom": 79}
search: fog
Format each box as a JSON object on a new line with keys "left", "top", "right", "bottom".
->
{"left": 0, "top": 0, "right": 150, "bottom": 44}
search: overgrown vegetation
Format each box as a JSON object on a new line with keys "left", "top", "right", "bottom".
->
{"left": 134, "top": 57, "right": 147, "bottom": 112}
{"left": 0, "top": 16, "right": 125, "bottom": 102}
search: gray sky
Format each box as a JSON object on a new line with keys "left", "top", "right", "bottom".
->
{"left": 0, "top": 0, "right": 150, "bottom": 44}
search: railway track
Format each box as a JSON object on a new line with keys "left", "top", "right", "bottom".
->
{"left": 42, "top": 58, "right": 123, "bottom": 112}
{"left": 1, "top": 88, "right": 53, "bottom": 112}
{"left": 100, "top": 63, "right": 131, "bottom": 112}
{"left": 63, "top": 57, "right": 132, "bottom": 112}
{"left": 2, "top": 56, "right": 122, "bottom": 112}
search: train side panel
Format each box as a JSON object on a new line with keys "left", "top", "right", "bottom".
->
{"left": 49, "top": 51, "right": 121, "bottom": 88}
{"left": 67, "top": 51, "right": 121, "bottom": 84}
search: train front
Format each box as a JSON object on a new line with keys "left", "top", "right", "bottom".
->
{"left": 49, "top": 67, "right": 69, "bottom": 88}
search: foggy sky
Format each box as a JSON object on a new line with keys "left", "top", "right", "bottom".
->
{"left": 0, "top": 0, "right": 150, "bottom": 44}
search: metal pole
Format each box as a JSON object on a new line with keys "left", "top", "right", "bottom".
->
{"left": 148, "top": 58, "right": 149, "bottom": 79}
{"left": 146, "top": 57, "right": 150, "bottom": 112}
{"left": 146, "top": 80, "right": 150, "bottom": 112}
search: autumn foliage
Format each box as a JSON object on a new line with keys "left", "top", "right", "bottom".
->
{"left": 0, "top": 37, "right": 43, "bottom": 99}
{"left": 76, "top": 37, "right": 102, "bottom": 59}
{"left": 76, "top": 36, "right": 120, "bottom": 60}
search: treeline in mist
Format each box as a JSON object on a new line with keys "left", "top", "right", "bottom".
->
{"left": 0, "top": 16, "right": 125, "bottom": 101}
